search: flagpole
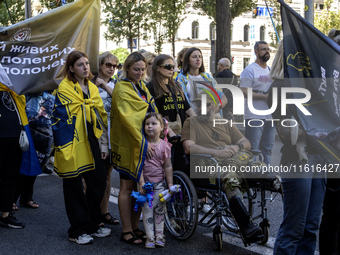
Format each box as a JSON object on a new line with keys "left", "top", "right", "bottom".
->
{"left": 25, "top": 0, "right": 32, "bottom": 19}
{"left": 264, "top": 0, "right": 280, "bottom": 42}
{"left": 305, "top": 0, "right": 314, "bottom": 24}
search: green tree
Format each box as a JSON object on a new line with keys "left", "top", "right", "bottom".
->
{"left": 111, "top": 47, "right": 129, "bottom": 63}
{"left": 0, "top": 0, "right": 25, "bottom": 26}
{"left": 102, "top": 0, "right": 149, "bottom": 53}
{"left": 315, "top": 0, "right": 340, "bottom": 35}
{"left": 266, "top": 0, "right": 282, "bottom": 47}
{"left": 163, "top": 0, "right": 188, "bottom": 57}
{"left": 193, "top": 0, "right": 254, "bottom": 70}
{"left": 193, "top": 0, "right": 253, "bottom": 21}
{"left": 147, "top": 0, "right": 166, "bottom": 54}
{"left": 38, "top": 0, "right": 75, "bottom": 10}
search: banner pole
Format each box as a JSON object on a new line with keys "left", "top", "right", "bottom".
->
{"left": 264, "top": 0, "right": 280, "bottom": 42}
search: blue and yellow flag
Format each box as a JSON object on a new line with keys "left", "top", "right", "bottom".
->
{"left": 110, "top": 79, "right": 157, "bottom": 182}
{"left": 52, "top": 77, "right": 107, "bottom": 178}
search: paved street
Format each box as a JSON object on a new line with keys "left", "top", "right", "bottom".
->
{"left": 0, "top": 137, "right": 319, "bottom": 255}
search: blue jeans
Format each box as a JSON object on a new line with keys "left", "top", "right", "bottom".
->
{"left": 245, "top": 119, "right": 276, "bottom": 165}
{"left": 274, "top": 154, "right": 326, "bottom": 255}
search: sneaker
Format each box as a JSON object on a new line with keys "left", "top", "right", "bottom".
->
{"left": 0, "top": 213, "right": 25, "bottom": 229}
{"left": 240, "top": 222, "right": 263, "bottom": 240}
{"left": 69, "top": 234, "right": 94, "bottom": 244}
{"left": 90, "top": 227, "right": 111, "bottom": 237}
{"left": 48, "top": 156, "right": 54, "bottom": 164}
{"left": 155, "top": 235, "right": 165, "bottom": 247}
{"left": 202, "top": 204, "right": 215, "bottom": 214}
{"left": 145, "top": 237, "right": 155, "bottom": 248}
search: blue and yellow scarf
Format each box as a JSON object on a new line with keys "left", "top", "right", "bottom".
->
{"left": 52, "top": 78, "right": 107, "bottom": 178}
{"left": 110, "top": 79, "right": 157, "bottom": 182}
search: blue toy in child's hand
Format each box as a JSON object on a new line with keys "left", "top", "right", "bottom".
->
{"left": 131, "top": 181, "right": 154, "bottom": 212}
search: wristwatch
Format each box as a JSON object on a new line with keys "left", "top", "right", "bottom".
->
{"left": 238, "top": 143, "right": 244, "bottom": 150}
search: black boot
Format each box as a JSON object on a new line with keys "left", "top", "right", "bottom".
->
{"left": 229, "top": 196, "right": 262, "bottom": 240}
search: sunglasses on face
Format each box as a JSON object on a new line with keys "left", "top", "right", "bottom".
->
{"left": 105, "top": 63, "right": 117, "bottom": 68}
{"left": 160, "top": 64, "right": 175, "bottom": 70}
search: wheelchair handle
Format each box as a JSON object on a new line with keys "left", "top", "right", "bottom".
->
{"left": 168, "top": 135, "right": 181, "bottom": 144}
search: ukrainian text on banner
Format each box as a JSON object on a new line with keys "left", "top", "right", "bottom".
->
{"left": 0, "top": 0, "right": 100, "bottom": 95}
{"left": 279, "top": 0, "right": 340, "bottom": 165}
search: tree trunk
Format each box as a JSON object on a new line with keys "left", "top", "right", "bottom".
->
{"left": 216, "top": 0, "right": 231, "bottom": 72}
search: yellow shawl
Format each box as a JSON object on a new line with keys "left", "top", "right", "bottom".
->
{"left": 110, "top": 79, "right": 157, "bottom": 181}
{"left": 52, "top": 77, "right": 107, "bottom": 178}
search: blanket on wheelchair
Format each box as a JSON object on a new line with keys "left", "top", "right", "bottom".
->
{"left": 110, "top": 79, "right": 157, "bottom": 182}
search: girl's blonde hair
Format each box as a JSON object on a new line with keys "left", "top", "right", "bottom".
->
{"left": 270, "top": 40, "right": 284, "bottom": 80}
{"left": 144, "top": 112, "right": 166, "bottom": 139}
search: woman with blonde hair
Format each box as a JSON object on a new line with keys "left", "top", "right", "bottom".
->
{"left": 92, "top": 51, "right": 120, "bottom": 225}
{"left": 111, "top": 52, "right": 157, "bottom": 245}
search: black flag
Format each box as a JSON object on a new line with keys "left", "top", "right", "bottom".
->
{"left": 279, "top": 0, "right": 340, "bottom": 165}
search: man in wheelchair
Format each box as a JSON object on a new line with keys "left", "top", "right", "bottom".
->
{"left": 181, "top": 93, "right": 263, "bottom": 242}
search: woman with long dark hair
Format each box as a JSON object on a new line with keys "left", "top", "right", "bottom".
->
{"left": 176, "top": 47, "right": 227, "bottom": 108}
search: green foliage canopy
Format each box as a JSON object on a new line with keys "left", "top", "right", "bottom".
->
{"left": 0, "top": 0, "right": 25, "bottom": 26}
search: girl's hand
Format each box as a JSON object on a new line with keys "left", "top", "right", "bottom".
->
{"left": 101, "top": 152, "right": 108, "bottom": 160}
{"left": 146, "top": 143, "right": 155, "bottom": 159}
{"left": 139, "top": 182, "right": 146, "bottom": 195}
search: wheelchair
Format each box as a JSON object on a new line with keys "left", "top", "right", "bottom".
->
{"left": 164, "top": 138, "right": 281, "bottom": 251}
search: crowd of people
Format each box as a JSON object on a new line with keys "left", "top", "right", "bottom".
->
{"left": 0, "top": 37, "right": 339, "bottom": 254}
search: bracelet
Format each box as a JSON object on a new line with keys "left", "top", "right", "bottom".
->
{"left": 238, "top": 143, "right": 244, "bottom": 150}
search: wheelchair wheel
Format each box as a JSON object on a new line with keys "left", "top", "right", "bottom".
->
{"left": 164, "top": 171, "right": 199, "bottom": 240}
{"left": 222, "top": 188, "right": 254, "bottom": 232}
{"left": 259, "top": 220, "right": 269, "bottom": 245}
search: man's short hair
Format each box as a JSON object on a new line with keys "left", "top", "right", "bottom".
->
{"left": 254, "top": 41, "right": 268, "bottom": 51}
{"left": 218, "top": 58, "right": 231, "bottom": 69}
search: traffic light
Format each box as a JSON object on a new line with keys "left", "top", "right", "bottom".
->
{"left": 252, "top": 8, "right": 258, "bottom": 18}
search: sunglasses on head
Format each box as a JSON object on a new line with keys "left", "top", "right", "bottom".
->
{"left": 160, "top": 64, "right": 175, "bottom": 70}
{"left": 105, "top": 63, "right": 117, "bottom": 68}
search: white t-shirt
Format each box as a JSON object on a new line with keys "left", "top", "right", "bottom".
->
{"left": 188, "top": 74, "right": 205, "bottom": 101}
{"left": 98, "top": 79, "right": 116, "bottom": 114}
{"left": 240, "top": 62, "right": 272, "bottom": 119}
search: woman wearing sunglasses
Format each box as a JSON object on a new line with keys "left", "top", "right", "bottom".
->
{"left": 147, "top": 54, "right": 195, "bottom": 136}
{"left": 175, "top": 47, "right": 227, "bottom": 108}
{"left": 92, "top": 51, "right": 120, "bottom": 226}
{"left": 147, "top": 54, "right": 195, "bottom": 171}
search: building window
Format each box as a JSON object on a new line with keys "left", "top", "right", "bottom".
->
{"left": 210, "top": 22, "right": 216, "bottom": 40}
{"left": 260, "top": 26, "right": 266, "bottom": 41}
{"left": 244, "top": 25, "right": 249, "bottom": 42}
{"left": 192, "top": 21, "right": 199, "bottom": 39}
{"left": 243, "top": 58, "right": 250, "bottom": 69}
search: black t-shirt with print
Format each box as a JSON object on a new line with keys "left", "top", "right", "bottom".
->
{"left": 0, "top": 91, "right": 21, "bottom": 137}
{"left": 147, "top": 82, "right": 190, "bottom": 125}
